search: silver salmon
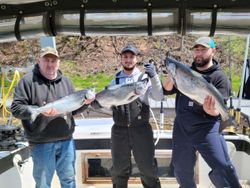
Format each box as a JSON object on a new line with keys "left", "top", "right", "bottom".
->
{"left": 165, "top": 57, "right": 237, "bottom": 131}
{"left": 95, "top": 78, "right": 148, "bottom": 108}
{"left": 29, "top": 89, "right": 95, "bottom": 121}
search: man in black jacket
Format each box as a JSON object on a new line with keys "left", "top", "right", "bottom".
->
{"left": 11, "top": 47, "right": 93, "bottom": 188}
{"left": 163, "top": 37, "right": 241, "bottom": 188}
{"left": 110, "top": 44, "right": 163, "bottom": 188}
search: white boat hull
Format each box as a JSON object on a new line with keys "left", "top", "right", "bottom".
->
{"left": 1, "top": 118, "right": 249, "bottom": 188}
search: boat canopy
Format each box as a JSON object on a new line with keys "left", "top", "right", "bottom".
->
{"left": 1, "top": 0, "right": 250, "bottom": 42}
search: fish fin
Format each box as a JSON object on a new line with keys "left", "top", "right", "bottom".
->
{"left": 91, "top": 100, "right": 103, "bottom": 109}
{"left": 220, "top": 116, "right": 239, "bottom": 133}
{"left": 127, "top": 95, "right": 138, "bottom": 103}
{"left": 27, "top": 106, "right": 39, "bottom": 122}
{"left": 88, "top": 105, "right": 112, "bottom": 116}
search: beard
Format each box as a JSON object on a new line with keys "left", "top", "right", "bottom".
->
{"left": 194, "top": 57, "right": 210, "bottom": 67}
{"left": 123, "top": 64, "right": 136, "bottom": 71}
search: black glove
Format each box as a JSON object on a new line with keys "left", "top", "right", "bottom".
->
{"left": 144, "top": 63, "right": 157, "bottom": 78}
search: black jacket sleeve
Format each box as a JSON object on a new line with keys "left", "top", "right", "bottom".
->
{"left": 11, "top": 78, "right": 34, "bottom": 120}
{"left": 211, "top": 71, "right": 231, "bottom": 101}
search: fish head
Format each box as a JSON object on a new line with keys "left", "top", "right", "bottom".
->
{"left": 135, "top": 78, "right": 148, "bottom": 95}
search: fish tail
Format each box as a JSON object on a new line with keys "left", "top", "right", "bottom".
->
{"left": 27, "top": 106, "right": 39, "bottom": 122}
{"left": 220, "top": 116, "right": 239, "bottom": 133}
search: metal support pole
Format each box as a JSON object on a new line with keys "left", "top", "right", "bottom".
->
{"left": 238, "top": 34, "right": 250, "bottom": 109}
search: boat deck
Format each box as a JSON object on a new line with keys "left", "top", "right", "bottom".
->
{"left": 51, "top": 175, "right": 250, "bottom": 188}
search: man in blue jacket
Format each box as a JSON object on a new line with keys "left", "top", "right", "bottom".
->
{"left": 163, "top": 37, "right": 241, "bottom": 188}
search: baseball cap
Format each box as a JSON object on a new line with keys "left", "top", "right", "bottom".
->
{"left": 193, "top": 37, "right": 216, "bottom": 49}
{"left": 121, "top": 44, "right": 140, "bottom": 55}
{"left": 40, "top": 47, "right": 59, "bottom": 58}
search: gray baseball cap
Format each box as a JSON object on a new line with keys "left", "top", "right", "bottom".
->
{"left": 193, "top": 37, "right": 216, "bottom": 49}
{"left": 121, "top": 44, "right": 140, "bottom": 55}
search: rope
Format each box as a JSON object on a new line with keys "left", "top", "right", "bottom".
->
{"left": 0, "top": 70, "right": 20, "bottom": 124}
{"left": 150, "top": 107, "right": 161, "bottom": 146}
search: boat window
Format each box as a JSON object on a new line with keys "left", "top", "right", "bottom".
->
{"left": 0, "top": 17, "right": 16, "bottom": 43}
{"left": 186, "top": 11, "right": 211, "bottom": 35}
{"left": 84, "top": 11, "right": 148, "bottom": 36}
{"left": 152, "top": 9, "right": 178, "bottom": 35}
{"left": 19, "top": 14, "right": 48, "bottom": 40}
{"left": 55, "top": 11, "right": 80, "bottom": 35}
{"left": 216, "top": 12, "right": 250, "bottom": 35}
{"left": 0, "top": 0, "right": 44, "bottom": 4}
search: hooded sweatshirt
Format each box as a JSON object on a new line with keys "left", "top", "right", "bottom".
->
{"left": 164, "top": 59, "right": 231, "bottom": 127}
{"left": 11, "top": 64, "right": 76, "bottom": 144}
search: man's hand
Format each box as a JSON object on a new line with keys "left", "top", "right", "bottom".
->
{"left": 163, "top": 75, "right": 174, "bottom": 91}
{"left": 42, "top": 107, "right": 60, "bottom": 116}
{"left": 144, "top": 63, "right": 157, "bottom": 78}
{"left": 203, "top": 95, "right": 220, "bottom": 116}
{"left": 84, "top": 98, "right": 95, "bottom": 105}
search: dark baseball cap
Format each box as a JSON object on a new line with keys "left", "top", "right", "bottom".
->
{"left": 121, "top": 44, "right": 140, "bottom": 55}
{"left": 193, "top": 37, "right": 216, "bottom": 49}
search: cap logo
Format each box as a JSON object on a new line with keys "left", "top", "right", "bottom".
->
{"left": 209, "top": 40, "right": 216, "bottom": 48}
{"left": 193, "top": 37, "right": 216, "bottom": 49}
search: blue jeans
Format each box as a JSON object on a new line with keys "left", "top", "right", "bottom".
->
{"left": 172, "top": 119, "right": 241, "bottom": 188}
{"left": 31, "top": 139, "right": 76, "bottom": 188}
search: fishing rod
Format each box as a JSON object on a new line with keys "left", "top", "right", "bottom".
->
{"left": 152, "top": 37, "right": 165, "bottom": 146}
{"left": 159, "top": 37, "right": 165, "bottom": 131}
{"left": 227, "top": 36, "right": 236, "bottom": 133}
{"left": 228, "top": 36, "right": 233, "bottom": 108}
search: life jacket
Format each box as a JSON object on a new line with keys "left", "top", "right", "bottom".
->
{"left": 112, "top": 71, "right": 150, "bottom": 126}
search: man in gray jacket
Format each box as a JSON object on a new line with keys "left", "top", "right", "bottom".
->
{"left": 11, "top": 47, "right": 93, "bottom": 188}
{"left": 111, "top": 44, "right": 163, "bottom": 188}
